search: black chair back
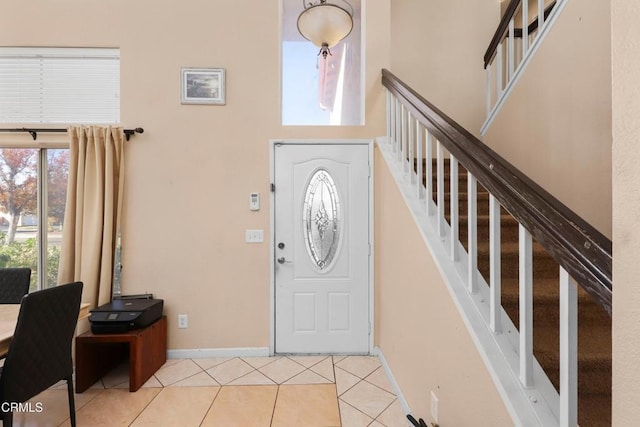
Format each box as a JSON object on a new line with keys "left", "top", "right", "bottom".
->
{"left": 0, "top": 268, "right": 31, "bottom": 304}
{"left": 0, "top": 281, "right": 83, "bottom": 424}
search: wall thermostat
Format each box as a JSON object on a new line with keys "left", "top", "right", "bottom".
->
{"left": 250, "top": 192, "right": 260, "bottom": 211}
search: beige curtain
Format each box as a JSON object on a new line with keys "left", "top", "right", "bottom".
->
{"left": 58, "top": 126, "right": 125, "bottom": 308}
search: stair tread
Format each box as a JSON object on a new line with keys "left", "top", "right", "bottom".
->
{"left": 500, "top": 277, "right": 610, "bottom": 302}
{"left": 449, "top": 213, "right": 516, "bottom": 221}
{"left": 473, "top": 241, "right": 555, "bottom": 257}
{"left": 577, "top": 395, "right": 611, "bottom": 426}
{"left": 535, "top": 348, "right": 612, "bottom": 365}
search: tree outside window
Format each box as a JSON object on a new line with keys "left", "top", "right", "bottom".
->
{"left": 0, "top": 149, "right": 69, "bottom": 290}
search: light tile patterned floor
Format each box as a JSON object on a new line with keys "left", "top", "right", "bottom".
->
{"left": 12, "top": 355, "right": 408, "bottom": 426}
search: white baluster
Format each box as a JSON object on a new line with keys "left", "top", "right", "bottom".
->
{"left": 408, "top": 112, "right": 415, "bottom": 184}
{"left": 467, "top": 173, "right": 478, "bottom": 294}
{"left": 519, "top": 225, "right": 533, "bottom": 387}
{"left": 400, "top": 104, "right": 406, "bottom": 165}
{"left": 396, "top": 103, "right": 401, "bottom": 161}
{"left": 508, "top": 19, "right": 515, "bottom": 80}
{"left": 394, "top": 97, "right": 400, "bottom": 154}
{"left": 538, "top": 0, "right": 545, "bottom": 30}
{"left": 496, "top": 41, "right": 503, "bottom": 96}
{"left": 450, "top": 155, "right": 459, "bottom": 261}
{"left": 386, "top": 90, "right": 391, "bottom": 143}
{"left": 437, "top": 141, "right": 445, "bottom": 237}
{"left": 490, "top": 194, "right": 502, "bottom": 334}
{"left": 522, "top": 0, "right": 530, "bottom": 54}
{"left": 416, "top": 121, "right": 423, "bottom": 200}
{"left": 486, "top": 64, "right": 492, "bottom": 118}
{"left": 560, "top": 268, "right": 578, "bottom": 427}
{"left": 426, "top": 131, "right": 434, "bottom": 216}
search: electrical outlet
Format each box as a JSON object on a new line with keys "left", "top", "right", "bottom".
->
{"left": 178, "top": 314, "right": 188, "bottom": 329}
{"left": 245, "top": 229, "right": 264, "bottom": 243}
{"left": 430, "top": 391, "right": 439, "bottom": 424}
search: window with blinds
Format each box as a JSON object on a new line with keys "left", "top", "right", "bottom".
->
{"left": 0, "top": 47, "right": 120, "bottom": 124}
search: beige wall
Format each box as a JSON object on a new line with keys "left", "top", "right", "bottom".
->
{"left": 374, "top": 148, "right": 511, "bottom": 425}
{"left": 483, "top": 0, "right": 612, "bottom": 237}
{"left": 0, "top": 0, "right": 390, "bottom": 350}
{"left": 380, "top": 2, "right": 514, "bottom": 422}
{"left": 612, "top": 0, "right": 640, "bottom": 424}
{"left": 390, "top": 0, "right": 499, "bottom": 135}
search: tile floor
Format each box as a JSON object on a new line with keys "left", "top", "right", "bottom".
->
{"left": 12, "top": 355, "right": 408, "bottom": 426}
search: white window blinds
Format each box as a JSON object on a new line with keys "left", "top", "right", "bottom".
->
{"left": 0, "top": 47, "right": 120, "bottom": 124}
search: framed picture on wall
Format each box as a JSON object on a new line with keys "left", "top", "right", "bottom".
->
{"left": 181, "top": 67, "right": 226, "bottom": 105}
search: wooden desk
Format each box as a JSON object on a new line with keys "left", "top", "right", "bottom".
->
{"left": 0, "top": 302, "right": 90, "bottom": 357}
{"left": 75, "top": 316, "right": 167, "bottom": 393}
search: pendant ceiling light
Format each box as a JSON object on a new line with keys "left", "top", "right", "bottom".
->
{"left": 297, "top": 0, "right": 354, "bottom": 59}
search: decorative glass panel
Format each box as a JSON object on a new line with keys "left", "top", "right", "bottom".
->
{"left": 303, "top": 169, "right": 341, "bottom": 270}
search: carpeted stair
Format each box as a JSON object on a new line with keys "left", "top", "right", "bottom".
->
{"left": 424, "top": 159, "right": 611, "bottom": 425}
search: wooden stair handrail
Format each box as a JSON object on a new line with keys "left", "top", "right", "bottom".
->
{"left": 382, "top": 69, "right": 612, "bottom": 315}
{"left": 484, "top": 0, "right": 557, "bottom": 68}
{"left": 484, "top": 0, "right": 520, "bottom": 68}
{"left": 514, "top": 2, "right": 556, "bottom": 39}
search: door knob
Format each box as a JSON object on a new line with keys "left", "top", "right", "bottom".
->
{"left": 277, "top": 257, "right": 292, "bottom": 264}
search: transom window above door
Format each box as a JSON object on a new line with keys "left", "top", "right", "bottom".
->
{"left": 281, "top": 0, "right": 364, "bottom": 126}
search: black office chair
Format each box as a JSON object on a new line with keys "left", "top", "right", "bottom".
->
{"left": 0, "top": 281, "right": 83, "bottom": 426}
{"left": 0, "top": 268, "right": 31, "bottom": 304}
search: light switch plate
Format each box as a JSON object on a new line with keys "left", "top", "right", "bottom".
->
{"left": 246, "top": 229, "right": 264, "bottom": 243}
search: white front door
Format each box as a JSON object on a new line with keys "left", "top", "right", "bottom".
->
{"left": 273, "top": 142, "right": 370, "bottom": 354}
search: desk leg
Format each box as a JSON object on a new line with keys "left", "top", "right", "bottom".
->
{"left": 76, "top": 341, "right": 128, "bottom": 393}
{"left": 129, "top": 317, "right": 167, "bottom": 392}
{"left": 129, "top": 334, "right": 144, "bottom": 392}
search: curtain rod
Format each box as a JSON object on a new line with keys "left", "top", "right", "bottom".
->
{"left": 0, "top": 127, "right": 144, "bottom": 141}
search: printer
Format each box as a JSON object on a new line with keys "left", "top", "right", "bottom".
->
{"left": 89, "top": 296, "right": 163, "bottom": 334}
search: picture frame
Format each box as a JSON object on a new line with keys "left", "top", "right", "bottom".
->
{"left": 181, "top": 67, "right": 225, "bottom": 105}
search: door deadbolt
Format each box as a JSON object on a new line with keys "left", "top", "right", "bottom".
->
{"left": 278, "top": 242, "right": 285, "bottom": 249}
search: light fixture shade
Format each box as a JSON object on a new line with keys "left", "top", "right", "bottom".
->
{"left": 297, "top": 3, "right": 353, "bottom": 49}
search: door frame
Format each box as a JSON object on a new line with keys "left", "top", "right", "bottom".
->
{"left": 269, "top": 139, "right": 374, "bottom": 355}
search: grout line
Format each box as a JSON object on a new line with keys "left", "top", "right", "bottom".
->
{"left": 335, "top": 365, "right": 376, "bottom": 398}
{"left": 167, "top": 368, "right": 221, "bottom": 387}
{"left": 372, "top": 397, "right": 398, "bottom": 426}
{"left": 227, "top": 367, "right": 278, "bottom": 386}
{"left": 201, "top": 369, "right": 221, "bottom": 386}
{"left": 191, "top": 358, "right": 230, "bottom": 371}
{"left": 334, "top": 380, "right": 343, "bottom": 427}
{"left": 308, "top": 360, "right": 336, "bottom": 383}
{"left": 339, "top": 397, "right": 375, "bottom": 425}
{"left": 240, "top": 355, "right": 283, "bottom": 370}
{"left": 198, "top": 385, "right": 222, "bottom": 426}
{"left": 127, "top": 386, "right": 163, "bottom": 425}
{"left": 269, "top": 384, "right": 281, "bottom": 427}
{"left": 362, "top": 370, "right": 397, "bottom": 397}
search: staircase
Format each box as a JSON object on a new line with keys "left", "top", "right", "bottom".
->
{"left": 384, "top": 68, "right": 612, "bottom": 425}
{"left": 430, "top": 159, "right": 611, "bottom": 426}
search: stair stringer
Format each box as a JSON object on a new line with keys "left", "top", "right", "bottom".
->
{"left": 377, "top": 137, "right": 561, "bottom": 426}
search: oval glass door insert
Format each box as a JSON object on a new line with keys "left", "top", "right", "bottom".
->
{"left": 303, "top": 169, "right": 341, "bottom": 270}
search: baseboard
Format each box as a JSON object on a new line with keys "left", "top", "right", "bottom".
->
{"left": 167, "top": 347, "right": 270, "bottom": 359}
{"left": 372, "top": 346, "right": 412, "bottom": 417}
